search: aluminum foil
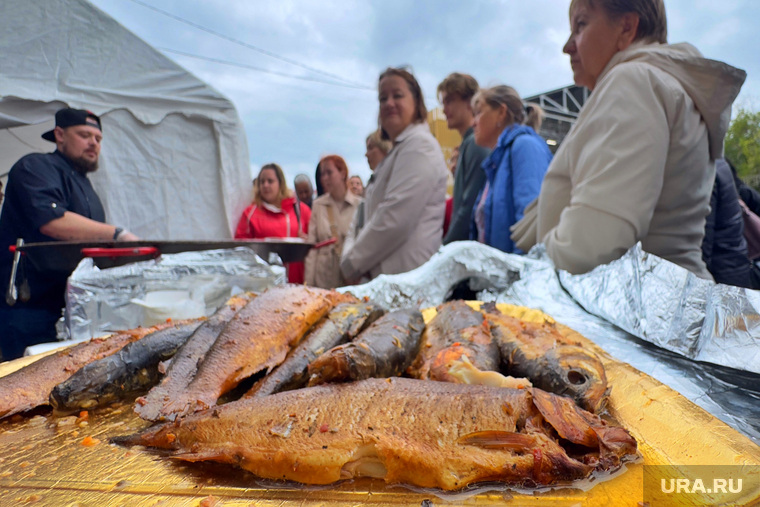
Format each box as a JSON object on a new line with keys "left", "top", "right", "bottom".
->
{"left": 64, "top": 247, "right": 285, "bottom": 342}
{"left": 341, "top": 241, "right": 760, "bottom": 444}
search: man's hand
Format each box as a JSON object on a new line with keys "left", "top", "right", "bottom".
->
{"left": 40, "top": 212, "right": 140, "bottom": 242}
{"left": 116, "top": 230, "right": 140, "bottom": 242}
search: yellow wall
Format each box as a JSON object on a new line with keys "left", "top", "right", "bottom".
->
{"left": 427, "top": 107, "right": 462, "bottom": 163}
{"left": 427, "top": 107, "right": 460, "bottom": 196}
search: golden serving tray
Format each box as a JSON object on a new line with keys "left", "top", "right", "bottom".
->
{"left": 0, "top": 303, "right": 758, "bottom": 506}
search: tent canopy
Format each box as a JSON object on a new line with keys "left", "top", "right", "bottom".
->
{"left": 0, "top": 0, "right": 251, "bottom": 239}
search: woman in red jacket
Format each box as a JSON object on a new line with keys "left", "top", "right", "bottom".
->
{"left": 235, "top": 163, "right": 311, "bottom": 283}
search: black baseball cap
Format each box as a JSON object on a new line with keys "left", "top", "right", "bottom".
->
{"left": 41, "top": 108, "right": 102, "bottom": 142}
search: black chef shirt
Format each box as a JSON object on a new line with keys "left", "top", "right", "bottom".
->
{"left": 0, "top": 150, "right": 106, "bottom": 311}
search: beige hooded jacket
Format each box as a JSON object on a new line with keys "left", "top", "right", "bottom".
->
{"left": 511, "top": 42, "right": 745, "bottom": 278}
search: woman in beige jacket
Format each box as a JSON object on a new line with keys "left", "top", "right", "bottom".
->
{"left": 340, "top": 67, "right": 448, "bottom": 282}
{"left": 304, "top": 155, "right": 361, "bottom": 288}
{"left": 511, "top": 0, "right": 745, "bottom": 279}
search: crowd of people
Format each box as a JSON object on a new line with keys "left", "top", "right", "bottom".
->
{"left": 234, "top": 0, "right": 749, "bottom": 290}
{"left": 0, "top": 0, "right": 753, "bottom": 360}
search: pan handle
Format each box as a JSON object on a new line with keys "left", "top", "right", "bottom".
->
{"left": 313, "top": 237, "right": 337, "bottom": 249}
{"left": 81, "top": 247, "right": 160, "bottom": 259}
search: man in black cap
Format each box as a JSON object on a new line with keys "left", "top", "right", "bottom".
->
{"left": 0, "top": 108, "right": 138, "bottom": 360}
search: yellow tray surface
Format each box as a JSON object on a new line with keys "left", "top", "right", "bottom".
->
{"left": 0, "top": 302, "right": 758, "bottom": 506}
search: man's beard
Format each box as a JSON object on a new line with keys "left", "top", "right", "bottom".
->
{"left": 71, "top": 156, "right": 98, "bottom": 174}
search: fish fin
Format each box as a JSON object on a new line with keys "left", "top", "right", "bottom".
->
{"left": 458, "top": 430, "right": 536, "bottom": 449}
{"left": 531, "top": 388, "right": 598, "bottom": 448}
{"left": 171, "top": 449, "right": 238, "bottom": 464}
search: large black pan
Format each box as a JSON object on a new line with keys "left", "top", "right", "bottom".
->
{"left": 14, "top": 239, "right": 314, "bottom": 273}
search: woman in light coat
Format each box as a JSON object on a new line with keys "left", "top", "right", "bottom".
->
{"left": 304, "top": 155, "right": 361, "bottom": 288}
{"left": 340, "top": 67, "right": 448, "bottom": 282}
{"left": 511, "top": 0, "right": 745, "bottom": 278}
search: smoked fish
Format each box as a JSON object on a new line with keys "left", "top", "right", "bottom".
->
{"left": 113, "top": 378, "right": 637, "bottom": 490}
{"left": 154, "top": 285, "right": 351, "bottom": 418}
{"left": 246, "top": 301, "right": 385, "bottom": 398}
{"left": 135, "top": 294, "right": 253, "bottom": 422}
{"left": 486, "top": 307, "right": 609, "bottom": 413}
{"left": 307, "top": 308, "right": 424, "bottom": 386}
{"left": 50, "top": 320, "right": 203, "bottom": 411}
{"left": 0, "top": 322, "right": 178, "bottom": 419}
{"left": 408, "top": 300, "right": 499, "bottom": 382}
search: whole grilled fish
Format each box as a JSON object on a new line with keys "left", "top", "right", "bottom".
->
{"left": 49, "top": 320, "right": 203, "bottom": 411}
{"left": 486, "top": 308, "right": 609, "bottom": 413}
{"left": 135, "top": 294, "right": 253, "bottom": 422}
{"left": 154, "top": 285, "right": 351, "bottom": 418}
{"left": 113, "top": 378, "right": 637, "bottom": 490}
{"left": 307, "top": 308, "right": 424, "bottom": 386}
{"left": 0, "top": 322, "right": 177, "bottom": 419}
{"left": 246, "top": 302, "right": 385, "bottom": 398}
{"left": 408, "top": 300, "right": 499, "bottom": 382}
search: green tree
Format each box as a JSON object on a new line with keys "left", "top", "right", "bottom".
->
{"left": 724, "top": 107, "right": 760, "bottom": 186}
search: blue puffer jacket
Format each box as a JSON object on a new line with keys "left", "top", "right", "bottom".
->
{"left": 471, "top": 124, "right": 552, "bottom": 253}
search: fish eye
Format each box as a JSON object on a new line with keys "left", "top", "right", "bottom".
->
{"left": 567, "top": 370, "right": 587, "bottom": 385}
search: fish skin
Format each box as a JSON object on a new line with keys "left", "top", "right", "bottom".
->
{"left": 246, "top": 302, "right": 385, "bottom": 398}
{"left": 307, "top": 309, "right": 424, "bottom": 386}
{"left": 49, "top": 320, "right": 203, "bottom": 411}
{"left": 135, "top": 294, "right": 253, "bottom": 422}
{"left": 112, "top": 378, "right": 637, "bottom": 490}
{"left": 408, "top": 300, "right": 499, "bottom": 382}
{"left": 486, "top": 309, "right": 610, "bottom": 413}
{"left": 0, "top": 322, "right": 177, "bottom": 419}
{"left": 154, "top": 286, "right": 351, "bottom": 418}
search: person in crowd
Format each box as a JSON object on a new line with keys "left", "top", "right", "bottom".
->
{"left": 727, "top": 158, "right": 760, "bottom": 217}
{"left": 340, "top": 67, "right": 448, "bottom": 282}
{"left": 511, "top": 0, "right": 745, "bottom": 278}
{"left": 348, "top": 175, "right": 365, "bottom": 197}
{"left": 0, "top": 108, "right": 139, "bottom": 360}
{"left": 438, "top": 73, "right": 491, "bottom": 245}
{"left": 293, "top": 173, "right": 314, "bottom": 208}
{"left": 471, "top": 86, "right": 552, "bottom": 253}
{"left": 442, "top": 146, "right": 459, "bottom": 238}
{"left": 235, "top": 163, "right": 311, "bottom": 284}
{"left": 304, "top": 155, "right": 361, "bottom": 288}
{"left": 365, "top": 129, "right": 392, "bottom": 173}
{"left": 348, "top": 130, "right": 394, "bottom": 239}
{"left": 702, "top": 159, "right": 754, "bottom": 288}
{"left": 314, "top": 162, "right": 324, "bottom": 197}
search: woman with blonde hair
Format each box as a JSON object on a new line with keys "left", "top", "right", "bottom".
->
{"left": 365, "top": 129, "right": 392, "bottom": 172}
{"left": 471, "top": 85, "right": 553, "bottom": 253}
{"left": 511, "top": 0, "right": 745, "bottom": 277}
{"left": 234, "top": 163, "right": 311, "bottom": 283}
{"left": 304, "top": 155, "right": 361, "bottom": 288}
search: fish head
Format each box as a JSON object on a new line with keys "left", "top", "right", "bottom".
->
{"left": 542, "top": 346, "right": 609, "bottom": 413}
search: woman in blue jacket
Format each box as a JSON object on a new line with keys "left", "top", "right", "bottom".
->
{"left": 471, "top": 85, "right": 552, "bottom": 253}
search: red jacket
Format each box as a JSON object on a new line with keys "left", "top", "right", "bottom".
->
{"left": 235, "top": 197, "right": 311, "bottom": 283}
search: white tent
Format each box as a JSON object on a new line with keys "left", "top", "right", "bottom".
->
{"left": 0, "top": 0, "right": 251, "bottom": 239}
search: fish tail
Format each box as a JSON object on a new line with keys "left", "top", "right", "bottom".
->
{"left": 110, "top": 422, "right": 179, "bottom": 449}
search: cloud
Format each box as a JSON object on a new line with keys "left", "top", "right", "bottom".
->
{"left": 91, "top": 0, "right": 760, "bottom": 194}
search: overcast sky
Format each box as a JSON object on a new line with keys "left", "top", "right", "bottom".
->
{"left": 89, "top": 0, "right": 760, "bottom": 189}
